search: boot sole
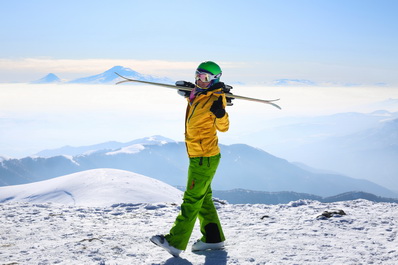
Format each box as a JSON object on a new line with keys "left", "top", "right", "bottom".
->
{"left": 150, "top": 237, "right": 181, "bottom": 258}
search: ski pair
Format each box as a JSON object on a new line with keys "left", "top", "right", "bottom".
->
{"left": 115, "top": 73, "right": 281, "bottom": 110}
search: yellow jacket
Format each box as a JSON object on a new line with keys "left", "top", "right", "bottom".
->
{"left": 185, "top": 88, "right": 229, "bottom": 158}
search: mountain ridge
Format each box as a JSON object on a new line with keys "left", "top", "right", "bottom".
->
{"left": 211, "top": 189, "right": 398, "bottom": 204}
{"left": 35, "top": 135, "right": 175, "bottom": 157}
{"left": 1, "top": 136, "right": 397, "bottom": 199}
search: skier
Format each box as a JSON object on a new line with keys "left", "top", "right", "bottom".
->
{"left": 150, "top": 61, "right": 229, "bottom": 257}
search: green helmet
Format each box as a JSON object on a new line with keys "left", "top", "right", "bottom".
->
{"left": 196, "top": 61, "right": 222, "bottom": 86}
{"left": 197, "top": 61, "right": 222, "bottom": 76}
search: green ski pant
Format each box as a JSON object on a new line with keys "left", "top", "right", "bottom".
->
{"left": 165, "top": 154, "right": 225, "bottom": 250}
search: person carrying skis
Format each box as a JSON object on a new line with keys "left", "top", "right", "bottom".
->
{"left": 150, "top": 61, "right": 229, "bottom": 257}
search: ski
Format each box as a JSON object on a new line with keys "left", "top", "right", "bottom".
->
{"left": 115, "top": 73, "right": 281, "bottom": 109}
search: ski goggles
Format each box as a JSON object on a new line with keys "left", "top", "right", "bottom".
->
{"left": 195, "top": 70, "right": 221, "bottom": 83}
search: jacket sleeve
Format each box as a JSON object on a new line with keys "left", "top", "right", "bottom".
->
{"left": 215, "top": 94, "right": 230, "bottom": 132}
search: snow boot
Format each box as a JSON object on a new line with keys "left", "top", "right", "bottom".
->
{"left": 150, "top": 235, "right": 182, "bottom": 257}
{"left": 191, "top": 239, "right": 225, "bottom": 252}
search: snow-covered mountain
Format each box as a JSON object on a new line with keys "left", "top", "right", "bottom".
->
{"left": 28, "top": 66, "right": 174, "bottom": 84}
{"left": 1, "top": 137, "right": 397, "bottom": 198}
{"left": 0, "top": 168, "right": 182, "bottom": 206}
{"left": 31, "top": 73, "right": 61, "bottom": 84}
{"left": 68, "top": 66, "right": 174, "bottom": 84}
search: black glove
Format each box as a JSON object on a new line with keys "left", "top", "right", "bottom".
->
{"left": 210, "top": 96, "right": 226, "bottom": 118}
{"left": 176, "top": 80, "right": 194, "bottom": 98}
{"left": 209, "top": 82, "right": 234, "bottom": 106}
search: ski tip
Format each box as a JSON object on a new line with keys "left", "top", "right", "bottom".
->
{"left": 271, "top": 102, "right": 282, "bottom": 110}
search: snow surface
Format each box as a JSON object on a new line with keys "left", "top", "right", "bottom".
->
{"left": 0, "top": 168, "right": 182, "bottom": 206}
{"left": 1, "top": 200, "right": 397, "bottom": 264}
{"left": 1, "top": 168, "right": 397, "bottom": 264}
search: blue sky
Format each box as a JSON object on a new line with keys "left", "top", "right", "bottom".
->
{"left": 0, "top": 0, "right": 397, "bottom": 85}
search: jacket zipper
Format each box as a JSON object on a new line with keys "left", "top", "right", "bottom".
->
{"left": 202, "top": 96, "right": 212, "bottom": 108}
{"left": 187, "top": 102, "right": 200, "bottom": 123}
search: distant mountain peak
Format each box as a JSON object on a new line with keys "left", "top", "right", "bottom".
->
{"left": 68, "top": 66, "right": 174, "bottom": 85}
{"left": 272, "top": 79, "right": 316, "bottom": 86}
{"left": 31, "top": 73, "right": 61, "bottom": 84}
{"left": 29, "top": 66, "right": 174, "bottom": 85}
{"left": 107, "top": 65, "right": 134, "bottom": 72}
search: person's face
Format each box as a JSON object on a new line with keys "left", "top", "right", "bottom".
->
{"left": 197, "top": 79, "right": 211, "bottom": 88}
{"left": 195, "top": 71, "right": 213, "bottom": 88}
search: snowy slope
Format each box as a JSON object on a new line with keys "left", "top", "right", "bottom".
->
{"left": 0, "top": 168, "right": 182, "bottom": 206}
{"left": 0, "top": 200, "right": 397, "bottom": 264}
